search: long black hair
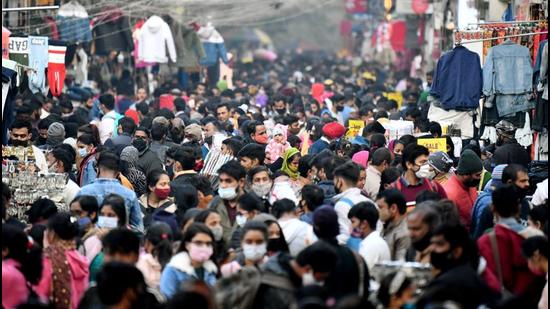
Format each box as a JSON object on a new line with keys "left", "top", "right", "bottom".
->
{"left": 2, "top": 225, "right": 43, "bottom": 284}
{"left": 144, "top": 222, "right": 174, "bottom": 269}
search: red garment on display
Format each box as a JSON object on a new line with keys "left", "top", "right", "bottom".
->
{"left": 390, "top": 20, "right": 407, "bottom": 52}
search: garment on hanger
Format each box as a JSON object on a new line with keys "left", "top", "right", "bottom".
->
{"left": 138, "top": 16, "right": 176, "bottom": 64}
{"left": 170, "top": 22, "right": 205, "bottom": 70}
{"left": 28, "top": 36, "right": 49, "bottom": 94}
{"left": 197, "top": 23, "right": 229, "bottom": 67}
{"left": 2, "top": 27, "right": 10, "bottom": 59}
{"left": 93, "top": 7, "right": 134, "bottom": 55}
{"left": 2, "top": 66, "right": 17, "bottom": 145}
{"left": 74, "top": 47, "right": 88, "bottom": 85}
{"left": 47, "top": 40, "right": 67, "bottom": 97}
{"left": 430, "top": 45, "right": 482, "bottom": 111}
{"left": 56, "top": 0, "right": 92, "bottom": 44}
{"left": 428, "top": 103, "right": 475, "bottom": 140}
{"left": 8, "top": 36, "right": 29, "bottom": 67}
{"left": 132, "top": 19, "right": 154, "bottom": 68}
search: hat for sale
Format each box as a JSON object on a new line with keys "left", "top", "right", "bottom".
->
{"left": 184, "top": 124, "right": 202, "bottom": 141}
{"left": 322, "top": 122, "right": 345, "bottom": 139}
{"left": 456, "top": 149, "right": 483, "bottom": 175}
{"left": 495, "top": 120, "right": 516, "bottom": 138}
{"left": 428, "top": 151, "right": 454, "bottom": 173}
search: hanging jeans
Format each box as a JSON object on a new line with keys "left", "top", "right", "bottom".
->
{"left": 206, "top": 64, "right": 220, "bottom": 88}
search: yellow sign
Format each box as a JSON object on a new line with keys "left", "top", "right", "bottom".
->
{"left": 346, "top": 120, "right": 365, "bottom": 138}
{"left": 418, "top": 138, "right": 447, "bottom": 153}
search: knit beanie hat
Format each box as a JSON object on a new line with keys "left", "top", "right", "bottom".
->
{"left": 489, "top": 164, "right": 508, "bottom": 187}
{"left": 313, "top": 205, "right": 339, "bottom": 239}
{"left": 47, "top": 122, "right": 65, "bottom": 146}
{"left": 184, "top": 124, "right": 202, "bottom": 141}
{"left": 120, "top": 146, "right": 139, "bottom": 164}
{"left": 428, "top": 151, "right": 454, "bottom": 173}
{"left": 456, "top": 149, "right": 483, "bottom": 175}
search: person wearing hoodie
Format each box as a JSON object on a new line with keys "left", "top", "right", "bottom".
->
{"left": 266, "top": 125, "right": 291, "bottom": 163}
{"left": 160, "top": 223, "right": 217, "bottom": 298}
{"left": 333, "top": 161, "right": 372, "bottom": 245}
{"left": 36, "top": 212, "right": 89, "bottom": 309}
{"left": 272, "top": 199, "right": 317, "bottom": 256}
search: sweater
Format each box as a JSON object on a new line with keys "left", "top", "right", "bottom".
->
{"left": 138, "top": 16, "right": 177, "bottom": 63}
{"left": 443, "top": 175, "right": 478, "bottom": 231}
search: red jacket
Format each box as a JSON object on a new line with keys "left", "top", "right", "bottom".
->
{"left": 478, "top": 224, "right": 540, "bottom": 295}
{"left": 443, "top": 175, "right": 477, "bottom": 230}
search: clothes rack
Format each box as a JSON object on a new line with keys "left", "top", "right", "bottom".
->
{"left": 456, "top": 31, "right": 548, "bottom": 45}
{"left": 2, "top": 5, "right": 59, "bottom": 12}
{"left": 467, "top": 20, "right": 547, "bottom": 26}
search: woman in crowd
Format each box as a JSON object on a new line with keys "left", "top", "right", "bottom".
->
{"left": 136, "top": 222, "right": 174, "bottom": 292}
{"left": 160, "top": 223, "right": 217, "bottom": 298}
{"left": 2, "top": 225, "right": 44, "bottom": 309}
{"left": 86, "top": 194, "right": 128, "bottom": 284}
{"left": 194, "top": 209, "right": 227, "bottom": 265}
{"left": 279, "top": 147, "right": 305, "bottom": 198}
{"left": 119, "top": 146, "right": 147, "bottom": 197}
{"left": 522, "top": 236, "right": 548, "bottom": 309}
{"left": 38, "top": 212, "right": 89, "bottom": 309}
{"left": 69, "top": 195, "right": 99, "bottom": 239}
{"left": 140, "top": 170, "right": 176, "bottom": 231}
{"left": 220, "top": 221, "right": 269, "bottom": 277}
{"left": 377, "top": 271, "right": 416, "bottom": 309}
{"left": 76, "top": 133, "right": 98, "bottom": 186}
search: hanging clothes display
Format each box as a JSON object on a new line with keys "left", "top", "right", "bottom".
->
{"left": 430, "top": 45, "right": 483, "bottom": 111}
{"left": 8, "top": 36, "right": 29, "bottom": 67}
{"left": 483, "top": 41, "right": 535, "bottom": 118}
{"left": 132, "top": 19, "right": 154, "bottom": 68}
{"left": 197, "top": 22, "right": 229, "bottom": 87}
{"left": 56, "top": 0, "right": 92, "bottom": 44}
{"left": 92, "top": 7, "right": 134, "bottom": 55}
{"left": 170, "top": 22, "right": 205, "bottom": 71}
{"left": 73, "top": 46, "right": 88, "bottom": 85}
{"left": 2, "top": 64, "right": 18, "bottom": 145}
{"left": 28, "top": 36, "right": 49, "bottom": 94}
{"left": 48, "top": 40, "right": 67, "bottom": 97}
{"left": 138, "top": 15, "right": 177, "bottom": 64}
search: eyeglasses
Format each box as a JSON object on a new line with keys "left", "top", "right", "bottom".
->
{"left": 190, "top": 240, "right": 213, "bottom": 247}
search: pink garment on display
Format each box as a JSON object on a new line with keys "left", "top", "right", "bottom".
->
{"left": 2, "top": 27, "right": 10, "bottom": 59}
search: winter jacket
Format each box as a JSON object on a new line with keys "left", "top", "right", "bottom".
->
{"left": 471, "top": 187, "right": 494, "bottom": 239}
{"left": 308, "top": 138, "right": 330, "bottom": 155}
{"left": 160, "top": 252, "right": 217, "bottom": 298}
{"left": 278, "top": 218, "right": 317, "bottom": 256}
{"left": 2, "top": 259, "right": 47, "bottom": 309}
{"left": 483, "top": 41, "right": 533, "bottom": 96}
{"left": 254, "top": 253, "right": 300, "bottom": 309}
{"left": 56, "top": 2, "right": 92, "bottom": 44}
{"left": 77, "top": 178, "right": 144, "bottom": 233}
{"left": 209, "top": 196, "right": 238, "bottom": 247}
{"left": 138, "top": 15, "right": 176, "bottom": 63}
{"left": 136, "top": 146, "right": 165, "bottom": 178}
{"left": 417, "top": 264, "right": 498, "bottom": 308}
{"left": 36, "top": 250, "right": 90, "bottom": 309}
{"left": 333, "top": 188, "right": 371, "bottom": 245}
{"left": 171, "top": 23, "right": 205, "bottom": 69}
{"left": 492, "top": 141, "right": 531, "bottom": 169}
{"left": 478, "top": 222, "right": 544, "bottom": 295}
{"left": 430, "top": 46, "right": 482, "bottom": 110}
{"left": 136, "top": 253, "right": 163, "bottom": 291}
{"left": 197, "top": 24, "right": 229, "bottom": 67}
{"left": 381, "top": 217, "right": 411, "bottom": 261}
{"left": 443, "top": 175, "right": 478, "bottom": 231}
{"left": 93, "top": 8, "right": 134, "bottom": 55}
{"left": 317, "top": 180, "right": 336, "bottom": 205}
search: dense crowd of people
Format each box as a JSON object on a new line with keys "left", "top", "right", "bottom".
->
{"left": 2, "top": 49, "right": 549, "bottom": 309}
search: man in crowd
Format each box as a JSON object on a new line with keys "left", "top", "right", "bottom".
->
{"left": 133, "top": 127, "right": 164, "bottom": 177}
{"left": 77, "top": 152, "right": 143, "bottom": 232}
{"left": 8, "top": 119, "right": 48, "bottom": 172}
{"left": 97, "top": 94, "right": 121, "bottom": 144}
{"left": 365, "top": 147, "right": 392, "bottom": 200}
{"left": 444, "top": 149, "right": 483, "bottom": 230}
{"left": 406, "top": 203, "right": 441, "bottom": 263}
{"left": 309, "top": 122, "right": 345, "bottom": 155}
{"left": 237, "top": 144, "right": 266, "bottom": 171}
{"left": 104, "top": 116, "right": 136, "bottom": 153}
{"left": 376, "top": 189, "right": 410, "bottom": 261}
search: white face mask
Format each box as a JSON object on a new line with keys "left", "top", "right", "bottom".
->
{"left": 252, "top": 182, "right": 272, "bottom": 197}
{"left": 302, "top": 270, "right": 323, "bottom": 286}
{"left": 236, "top": 214, "right": 247, "bottom": 227}
{"left": 415, "top": 164, "right": 432, "bottom": 179}
{"left": 426, "top": 169, "right": 437, "bottom": 180}
{"left": 211, "top": 225, "right": 224, "bottom": 241}
{"left": 78, "top": 147, "right": 88, "bottom": 157}
{"left": 219, "top": 186, "right": 238, "bottom": 200}
{"left": 242, "top": 243, "right": 267, "bottom": 261}
{"left": 97, "top": 216, "right": 118, "bottom": 229}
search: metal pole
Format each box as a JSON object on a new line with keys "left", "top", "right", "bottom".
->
{"left": 2, "top": 5, "right": 59, "bottom": 12}
{"left": 467, "top": 19, "right": 547, "bottom": 26}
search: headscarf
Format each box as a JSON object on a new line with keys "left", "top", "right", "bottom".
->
{"left": 352, "top": 150, "right": 370, "bottom": 169}
{"left": 44, "top": 239, "right": 75, "bottom": 309}
{"left": 280, "top": 147, "right": 300, "bottom": 180}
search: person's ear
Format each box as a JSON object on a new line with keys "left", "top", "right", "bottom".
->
{"left": 174, "top": 162, "right": 182, "bottom": 172}
{"left": 239, "top": 179, "right": 246, "bottom": 190}
{"left": 252, "top": 158, "right": 260, "bottom": 167}
{"left": 28, "top": 132, "right": 33, "bottom": 140}
{"left": 452, "top": 247, "right": 463, "bottom": 260}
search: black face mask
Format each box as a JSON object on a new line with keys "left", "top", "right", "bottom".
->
{"left": 412, "top": 232, "right": 432, "bottom": 252}
{"left": 430, "top": 250, "right": 456, "bottom": 272}
{"left": 267, "top": 237, "right": 287, "bottom": 253}
{"left": 464, "top": 178, "right": 481, "bottom": 188}
{"left": 515, "top": 185, "right": 529, "bottom": 199}
{"left": 336, "top": 105, "right": 344, "bottom": 112}
{"left": 10, "top": 139, "right": 28, "bottom": 147}
{"left": 36, "top": 136, "right": 48, "bottom": 145}
{"left": 132, "top": 139, "right": 148, "bottom": 152}
{"left": 275, "top": 108, "right": 287, "bottom": 115}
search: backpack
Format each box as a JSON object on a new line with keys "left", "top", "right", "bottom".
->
{"left": 215, "top": 266, "right": 295, "bottom": 309}
{"left": 103, "top": 112, "right": 124, "bottom": 138}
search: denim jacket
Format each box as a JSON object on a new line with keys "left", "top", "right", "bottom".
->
{"left": 77, "top": 178, "right": 144, "bottom": 232}
{"left": 483, "top": 41, "right": 533, "bottom": 96}
{"left": 430, "top": 46, "right": 482, "bottom": 110}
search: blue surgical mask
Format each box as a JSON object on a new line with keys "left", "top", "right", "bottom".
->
{"left": 78, "top": 147, "right": 88, "bottom": 157}
{"left": 97, "top": 216, "right": 118, "bottom": 229}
